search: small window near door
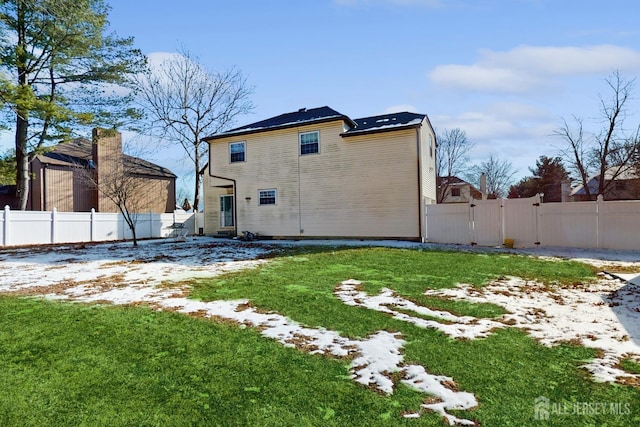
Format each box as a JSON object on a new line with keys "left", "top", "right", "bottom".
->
{"left": 299, "top": 131, "right": 319, "bottom": 155}
{"left": 258, "top": 189, "right": 277, "bottom": 205}
{"left": 220, "top": 195, "right": 234, "bottom": 227}
{"left": 230, "top": 141, "right": 245, "bottom": 163}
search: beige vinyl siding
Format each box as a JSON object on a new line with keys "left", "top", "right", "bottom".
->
{"left": 208, "top": 120, "right": 429, "bottom": 239}
{"left": 45, "top": 166, "right": 75, "bottom": 212}
{"left": 420, "top": 125, "right": 437, "bottom": 204}
{"left": 299, "top": 127, "right": 419, "bottom": 238}
{"left": 210, "top": 127, "right": 303, "bottom": 236}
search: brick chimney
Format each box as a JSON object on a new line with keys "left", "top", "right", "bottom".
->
{"left": 92, "top": 128, "right": 123, "bottom": 212}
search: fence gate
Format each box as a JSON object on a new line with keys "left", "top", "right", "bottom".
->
{"left": 503, "top": 195, "right": 541, "bottom": 247}
{"left": 470, "top": 199, "right": 502, "bottom": 246}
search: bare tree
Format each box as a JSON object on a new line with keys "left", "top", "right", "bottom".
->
{"left": 555, "top": 71, "right": 640, "bottom": 200}
{"left": 436, "top": 128, "right": 475, "bottom": 203}
{"left": 132, "top": 48, "right": 253, "bottom": 214}
{"left": 466, "top": 155, "right": 517, "bottom": 198}
{"left": 78, "top": 129, "right": 144, "bottom": 246}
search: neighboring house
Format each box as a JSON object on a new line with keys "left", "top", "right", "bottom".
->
{"left": 202, "top": 106, "right": 437, "bottom": 241}
{"left": 437, "top": 176, "right": 484, "bottom": 203}
{"left": 28, "top": 128, "right": 177, "bottom": 213}
{"left": 569, "top": 166, "right": 640, "bottom": 201}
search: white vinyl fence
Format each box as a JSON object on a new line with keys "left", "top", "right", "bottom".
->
{"left": 0, "top": 206, "right": 202, "bottom": 247}
{"left": 426, "top": 195, "right": 640, "bottom": 251}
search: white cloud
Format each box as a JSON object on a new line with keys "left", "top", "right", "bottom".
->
{"left": 431, "top": 103, "right": 561, "bottom": 178}
{"left": 429, "top": 45, "right": 640, "bottom": 93}
{"left": 430, "top": 64, "right": 543, "bottom": 93}
{"left": 146, "top": 51, "right": 183, "bottom": 71}
{"left": 384, "top": 104, "right": 418, "bottom": 114}
{"left": 432, "top": 102, "right": 553, "bottom": 139}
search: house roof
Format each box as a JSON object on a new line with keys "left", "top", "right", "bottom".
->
{"left": 570, "top": 165, "right": 639, "bottom": 196}
{"left": 437, "top": 176, "right": 468, "bottom": 186}
{"left": 341, "top": 112, "right": 426, "bottom": 137}
{"left": 204, "top": 106, "right": 356, "bottom": 140}
{"left": 35, "top": 138, "right": 176, "bottom": 179}
{"left": 204, "top": 107, "right": 429, "bottom": 141}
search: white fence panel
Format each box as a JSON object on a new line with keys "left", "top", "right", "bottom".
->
{"left": 6, "top": 210, "right": 53, "bottom": 246}
{"left": 539, "top": 202, "right": 598, "bottom": 248}
{"left": 91, "top": 213, "right": 121, "bottom": 242}
{"left": 425, "top": 203, "right": 470, "bottom": 244}
{"left": 426, "top": 196, "right": 640, "bottom": 251}
{"left": 0, "top": 207, "right": 196, "bottom": 247}
{"left": 55, "top": 212, "right": 92, "bottom": 243}
{"left": 471, "top": 199, "right": 502, "bottom": 246}
{"left": 600, "top": 200, "right": 640, "bottom": 250}
{"left": 503, "top": 196, "right": 540, "bottom": 248}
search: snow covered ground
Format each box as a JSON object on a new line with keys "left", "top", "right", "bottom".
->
{"left": 0, "top": 237, "right": 638, "bottom": 424}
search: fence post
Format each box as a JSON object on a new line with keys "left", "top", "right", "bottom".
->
{"left": 148, "top": 210, "right": 153, "bottom": 238}
{"left": 51, "top": 207, "right": 57, "bottom": 244}
{"left": 90, "top": 208, "right": 95, "bottom": 242}
{"left": 596, "top": 195, "right": 604, "bottom": 249}
{"left": 3, "top": 205, "right": 9, "bottom": 246}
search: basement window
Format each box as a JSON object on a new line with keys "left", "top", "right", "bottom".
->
{"left": 258, "top": 189, "right": 277, "bottom": 205}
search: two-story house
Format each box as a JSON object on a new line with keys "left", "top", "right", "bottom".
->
{"left": 203, "top": 106, "right": 436, "bottom": 241}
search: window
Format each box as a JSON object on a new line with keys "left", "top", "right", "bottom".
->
{"left": 230, "top": 142, "right": 245, "bottom": 163}
{"left": 258, "top": 189, "right": 277, "bottom": 205}
{"left": 299, "top": 131, "right": 319, "bottom": 155}
{"left": 451, "top": 188, "right": 461, "bottom": 197}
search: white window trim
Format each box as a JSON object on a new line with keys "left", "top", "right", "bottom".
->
{"left": 299, "top": 131, "right": 320, "bottom": 156}
{"left": 229, "top": 141, "right": 246, "bottom": 163}
{"left": 258, "top": 188, "right": 277, "bottom": 206}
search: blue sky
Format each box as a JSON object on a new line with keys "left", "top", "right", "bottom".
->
{"left": 7, "top": 0, "right": 640, "bottom": 197}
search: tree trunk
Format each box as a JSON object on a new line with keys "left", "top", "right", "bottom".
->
{"left": 15, "top": 114, "right": 29, "bottom": 210}
{"left": 192, "top": 145, "right": 201, "bottom": 213}
{"left": 15, "top": 2, "right": 29, "bottom": 210}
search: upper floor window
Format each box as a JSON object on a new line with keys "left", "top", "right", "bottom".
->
{"left": 258, "top": 189, "right": 277, "bottom": 205}
{"left": 230, "top": 141, "right": 245, "bottom": 163}
{"left": 299, "top": 131, "right": 319, "bottom": 155}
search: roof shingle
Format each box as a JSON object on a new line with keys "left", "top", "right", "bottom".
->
{"left": 205, "top": 106, "right": 428, "bottom": 141}
{"left": 36, "top": 138, "right": 176, "bottom": 179}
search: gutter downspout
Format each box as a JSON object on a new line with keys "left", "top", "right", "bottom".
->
{"left": 416, "top": 127, "right": 424, "bottom": 242}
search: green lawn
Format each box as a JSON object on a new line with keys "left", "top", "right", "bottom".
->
{"left": 1, "top": 246, "right": 638, "bottom": 426}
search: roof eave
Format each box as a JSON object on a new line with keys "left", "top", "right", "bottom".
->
{"left": 340, "top": 122, "right": 423, "bottom": 138}
{"left": 204, "top": 115, "right": 356, "bottom": 142}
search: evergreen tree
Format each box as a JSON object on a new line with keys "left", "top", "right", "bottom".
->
{"left": 509, "top": 156, "right": 569, "bottom": 202}
{"left": 0, "top": 0, "right": 146, "bottom": 209}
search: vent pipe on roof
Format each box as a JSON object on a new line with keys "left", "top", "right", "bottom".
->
{"left": 298, "top": 108, "right": 306, "bottom": 112}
